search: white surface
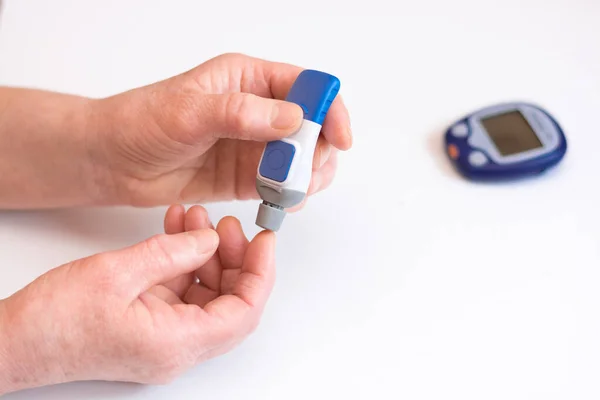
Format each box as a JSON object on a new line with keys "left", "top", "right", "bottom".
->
{"left": 1, "top": 0, "right": 599, "bottom": 399}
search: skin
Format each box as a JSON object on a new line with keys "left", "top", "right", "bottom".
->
{"left": 0, "top": 53, "right": 350, "bottom": 209}
{"left": 0, "top": 53, "right": 351, "bottom": 394}
{"left": 0, "top": 207, "right": 274, "bottom": 392}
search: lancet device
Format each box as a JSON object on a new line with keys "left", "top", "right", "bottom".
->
{"left": 255, "top": 69, "right": 340, "bottom": 231}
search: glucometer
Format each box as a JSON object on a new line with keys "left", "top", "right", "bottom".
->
{"left": 255, "top": 69, "right": 340, "bottom": 231}
{"left": 444, "top": 102, "right": 567, "bottom": 180}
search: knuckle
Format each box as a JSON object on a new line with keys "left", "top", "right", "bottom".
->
{"left": 142, "top": 234, "right": 176, "bottom": 267}
{"left": 210, "top": 313, "right": 239, "bottom": 345}
{"left": 224, "top": 93, "right": 254, "bottom": 135}
{"left": 187, "top": 204, "right": 211, "bottom": 225}
{"left": 88, "top": 253, "right": 124, "bottom": 293}
{"left": 92, "top": 252, "right": 115, "bottom": 269}
{"left": 161, "top": 93, "right": 203, "bottom": 145}
{"left": 238, "top": 275, "right": 264, "bottom": 302}
{"left": 218, "top": 52, "right": 247, "bottom": 63}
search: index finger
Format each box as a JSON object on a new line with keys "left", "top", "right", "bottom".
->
{"left": 256, "top": 57, "right": 353, "bottom": 151}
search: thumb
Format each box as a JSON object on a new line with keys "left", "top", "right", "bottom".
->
{"left": 102, "top": 229, "right": 219, "bottom": 297}
{"left": 198, "top": 93, "right": 304, "bottom": 141}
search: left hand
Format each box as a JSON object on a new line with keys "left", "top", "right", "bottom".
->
{"left": 160, "top": 204, "right": 271, "bottom": 312}
{"left": 0, "top": 205, "right": 275, "bottom": 394}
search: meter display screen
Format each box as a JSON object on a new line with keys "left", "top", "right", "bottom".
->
{"left": 480, "top": 111, "right": 543, "bottom": 156}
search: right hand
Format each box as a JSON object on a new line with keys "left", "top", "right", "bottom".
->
{"left": 0, "top": 205, "right": 275, "bottom": 394}
{"left": 92, "top": 53, "right": 352, "bottom": 207}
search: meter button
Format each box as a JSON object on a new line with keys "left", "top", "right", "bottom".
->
{"left": 447, "top": 144, "right": 460, "bottom": 160}
{"left": 451, "top": 123, "right": 469, "bottom": 138}
{"left": 468, "top": 151, "right": 488, "bottom": 167}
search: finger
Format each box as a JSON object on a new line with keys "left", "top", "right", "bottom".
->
{"left": 202, "top": 230, "right": 276, "bottom": 345}
{"left": 184, "top": 205, "right": 212, "bottom": 231}
{"left": 320, "top": 95, "right": 352, "bottom": 151}
{"left": 163, "top": 205, "right": 216, "bottom": 297}
{"left": 216, "top": 216, "right": 249, "bottom": 294}
{"left": 228, "top": 229, "right": 276, "bottom": 309}
{"left": 106, "top": 229, "right": 219, "bottom": 297}
{"left": 164, "top": 204, "right": 185, "bottom": 234}
{"left": 136, "top": 290, "right": 178, "bottom": 314}
{"left": 185, "top": 216, "right": 249, "bottom": 307}
{"left": 185, "top": 206, "right": 222, "bottom": 293}
{"left": 216, "top": 217, "right": 249, "bottom": 270}
{"left": 194, "top": 92, "right": 304, "bottom": 142}
{"left": 256, "top": 57, "right": 352, "bottom": 151}
{"left": 312, "top": 136, "right": 332, "bottom": 170}
{"left": 145, "top": 285, "right": 183, "bottom": 306}
{"left": 286, "top": 197, "right": 307, "bottom": 213}
{"left": 162, "top": 272, "right": 197, "bottom": 300}
{"left": 287, "top": 150, "right": 338, "bottom": 213}
{"left": 184, "top": 280, "right": 220, "bottom": 308}
{"left": 182, "top": 53, "right": 351, "bottom": 150}
{"left": 308, "top": 149, "right": 338, "bottom": 196}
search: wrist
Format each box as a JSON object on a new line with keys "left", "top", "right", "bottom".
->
{"left": 80, "top": 97, "right": 123, "bottom": 206}
{"left": 0, "top": 88, "right": 112, "bottom": 208}
{"left": 0, "top": 299, "right": 14, "bottom": 395}
{"left": 0, "top": 298, "right": 36, "bottom": 395}
{"left": 0, "top": 295, "right": 68, "bottom": 395}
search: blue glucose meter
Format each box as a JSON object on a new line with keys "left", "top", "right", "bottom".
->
{"left": 255, "top": 69, "right": 340, "bottom": 231}
{"left": 444, "top": 102, "right": 567, "bottom": 180}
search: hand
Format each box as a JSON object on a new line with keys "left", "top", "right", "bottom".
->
{"left": 0, "top": 206, "right": 275, "bottom": 394}
{"left": 91, "top": 53, "right": 352, "bottom": 207}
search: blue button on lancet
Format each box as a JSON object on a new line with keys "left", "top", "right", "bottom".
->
{"left": 267, "top": 149, "right": 285, "bottom": 170}
{"left": 259, "top": 140, "right": 296, "bottom": 182}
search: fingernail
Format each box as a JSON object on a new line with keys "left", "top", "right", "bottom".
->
{"left": 270, "top": 102, "right": 302, "bottom": 130}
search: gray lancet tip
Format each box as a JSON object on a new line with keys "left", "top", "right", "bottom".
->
{"left": 256, "top": 201, "right": 286, "bottom": 232}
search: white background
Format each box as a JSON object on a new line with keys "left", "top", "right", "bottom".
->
{"left": 1, "top": 0, "right": 599, "bottom": 399}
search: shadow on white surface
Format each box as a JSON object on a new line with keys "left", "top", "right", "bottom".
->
{"left": 0, "top": 207, "right": 165, "bottom": 250}
{"left": 3, "top": 381, "right": 146, "bottom": 400}
{"left": 426, "top": 124, "right": 462, "bottom": 180}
